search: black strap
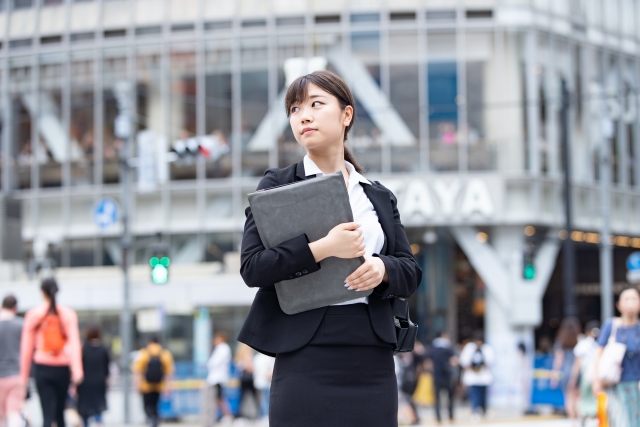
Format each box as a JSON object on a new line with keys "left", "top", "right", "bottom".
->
{"left": 392, "top": 297, "right": 409, "bottom": 320}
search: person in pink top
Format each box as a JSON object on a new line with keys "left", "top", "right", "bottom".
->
{"left": 20, "top": 278, "right": 83, "bottom": 427}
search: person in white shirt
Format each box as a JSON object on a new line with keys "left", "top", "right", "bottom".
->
{"left": 459, "top": 332, "right": 495, "bottom": 418}
{"left": 206, "top": 332, "right": 232, "bottom": 420}
{"left": 252, "top": 353, "right": 275, "bottom": 420}
{"left": 570, "top": 320, "right": 600, "bottom": 420}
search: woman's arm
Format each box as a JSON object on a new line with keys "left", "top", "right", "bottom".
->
{"left": 371, "top": 187, "right": 422, "bottom": 299}
{"left": 591, "top": 346, "right": 605, "bottom": 396}
{"left": 240, "top": 170, "right": 322, "bottom": 288}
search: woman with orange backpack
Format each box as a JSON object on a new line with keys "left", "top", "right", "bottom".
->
{"left": 20, "top": 278, "right": 83, "bottom": 427}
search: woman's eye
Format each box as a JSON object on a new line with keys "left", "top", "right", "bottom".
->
{"left": 312, "top": 101, "right": 323, "bottom": 107}
{"left": 291, "top": 106, "right": 299, "bottom": 113}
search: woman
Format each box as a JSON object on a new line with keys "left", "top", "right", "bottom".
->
{"left": 234, "top": 343, "right": 258, "bottom": 419}
{"left": 570, "top": 320, "right": 600, "bottom": 422}
{"left": 238, "top": 70, "right": 422, "bottom": 427}
{"left": 77, "top": 326, "right": 109, "bottom": 427}
{"left": 593, "top": 287, "right": 640, "bottom": 427}
{"left": 551, "top": 317, "right": 581, "bottom": 418}
{"left": 20, "top": 278, "right": 83, "bottom": 427}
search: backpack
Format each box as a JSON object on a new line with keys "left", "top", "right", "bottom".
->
{"left": 471, "top": 347, "right": 485, "bottom": 372}
{"left": 144, "top": 353, "right": 165, "bottom": 384}
{"left": 38, "top": 313, "right": 67, "bottom": 356}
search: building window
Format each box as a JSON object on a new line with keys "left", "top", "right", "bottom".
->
{"left": 12, "top": 0, "right": 33, "bottom": 10}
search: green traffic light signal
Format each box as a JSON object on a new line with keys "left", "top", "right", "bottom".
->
{"left": 149, "top": 256, "right": 170, "bottom": 284}
{"left": 523, "top": 262, "right": 535, "bottom": 280}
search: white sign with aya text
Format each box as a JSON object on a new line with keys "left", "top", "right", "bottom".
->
{"left": 376, "top": 176, "right": 504, "bottom": 225}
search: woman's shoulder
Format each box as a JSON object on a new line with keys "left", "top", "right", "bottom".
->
{"left": 257, "top": 163, "right": 299, "bottom": 190}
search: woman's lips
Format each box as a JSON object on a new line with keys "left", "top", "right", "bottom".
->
{"left": 302, "top": 128, "right": 317, "bottom": 135}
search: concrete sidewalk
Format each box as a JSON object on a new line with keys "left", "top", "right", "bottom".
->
{"left": 23, "top": 386, "right": 579, "bottom": 427}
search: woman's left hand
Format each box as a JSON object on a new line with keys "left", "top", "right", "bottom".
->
{"left": 345, "top": 256, "right": 388, "bottom": 292}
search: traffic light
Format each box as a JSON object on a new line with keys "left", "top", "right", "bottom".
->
{"left": 523, "top": 251, "right": 536, "bottom": 280}
{"left": 150, "top": 255, "right": 170, "bottom": 284}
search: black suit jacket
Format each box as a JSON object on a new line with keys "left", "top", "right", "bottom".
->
{"left": 237, "top": 160, "right": 423, "bottom": 356}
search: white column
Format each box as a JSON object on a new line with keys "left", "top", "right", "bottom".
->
{"left": 450, "top": 226, "right": 560, "bottom": 408}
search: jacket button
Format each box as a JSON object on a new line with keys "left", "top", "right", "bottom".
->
{"left": 287, "top": 275, "right": 294, "bottom": 279}
{"left": 302, "top": 269, "right": 308, "bottom": 274}
{"left": 295, "top": 271, "right": 302, "bottom": 277}
{"left": 387, "top": 294, "right": 395, "bottom": 299}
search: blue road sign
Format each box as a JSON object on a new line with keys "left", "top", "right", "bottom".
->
{"left": 93, "top": 198, "right": 119, "bottom": 229}
{"left": 627, "top": 252, "right": 640, "bottom": 271}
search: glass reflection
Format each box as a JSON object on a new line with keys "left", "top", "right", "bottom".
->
{"left": 241, "top": 37, "right": 269, "bottom": 177}
{"left": 169, "top": 42, "right": 197, "bottom": 181}
{"left": 205, "top": 39, "right": 232, "bottom": 179}
{"left": 102, "top": 48, "right": 127, "bottom": 184}
{"left": 39, "top": 53, "right": 64, "bottom": 188}
{"left": 10, "top": 59, "right": 32, "bottom": 190}
{"left": 70, "top": 51, "right": 95, "bottom": 186}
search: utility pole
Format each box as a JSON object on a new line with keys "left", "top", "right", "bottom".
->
{"left": 115, "top": 77, "right": 134, "bottom": 424}
{"left": 600, "top": 112, "right": 614, "bottom": 321}
{"left": 560, "top": 79, "right": 577, "bottom": 318}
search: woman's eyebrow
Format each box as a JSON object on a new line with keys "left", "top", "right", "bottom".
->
{"left": 308, "top": 94, "right": 327, "bottom": 99}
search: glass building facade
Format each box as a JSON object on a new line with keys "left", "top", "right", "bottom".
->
{"left": 2, "top": 0, "right": 640, "bottom": 382}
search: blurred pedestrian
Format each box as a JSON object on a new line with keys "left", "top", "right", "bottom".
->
{"left": 570, "top": 320, "right": 599, "bottom": 422}
{"left": 20, "top": 278, "right": 83, "bottom": 427}
{"left": 551, "top": 317, "right": 580, "bottom": 418}
{"left": 0, "top": 295, "right": 24, "bottom": 427}
{"left": 237, "top": 70, "right": 422, "bottom": 427}
{"left": 593, "top": 287, "right": 640, "bottom": 427}
{"left": 132, "top": 336, "right": 174, "bottom": 427}
{"left": 430, "top": 331, "right": 457, "bottom": 424}
{"left": 459, "top": 331, "right": 494, "bottom": 419}
{"left": 206, "top": 332, "right": 232, "bottom": 422}
{"left": 252, "top": 352, "right": 274, "bottom": 421}
{"left": 77, "top": 326, "right": 109, "bottom": 427}
{"left": 234, "top": 343, "right": 258, "bottom": 420}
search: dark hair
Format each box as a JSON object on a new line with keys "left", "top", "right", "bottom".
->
{"left": 149, "top": 335, "right": 159, "bottom": 344}
{"left": 2, "top": 295, "right": 17, "bottom": 310}
{"left": 617, "top": 286, "right": 640, "bottom": 301}
{"left": 557, "top": 317, "right": 581, "bottom": 349}
{"left": 2, "top": 295, "right": 18, "bottom": 310}
{"left": 585, "top": 320, "right": 600, "bottom": 336}
{"left": 472, "top": 330, "right": 485, "bottom": 343}
{"left": 284, "top": 70, "right": 364, "bottom": 173}
{"left": 86, "top": 325, "right": 101, "bottom": 341}
{"left": 40, "top": 278, "right": 59, "bottom": 315}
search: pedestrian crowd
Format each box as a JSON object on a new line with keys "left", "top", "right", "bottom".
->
{"left": 541, "top": 286, "right": 640, "bottom": 427}
{"left": 0, "top": 279, "right": 177, "bottom": 427}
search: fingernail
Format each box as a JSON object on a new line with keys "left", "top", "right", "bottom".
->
{"left": 355, "top": 289, "right": 361, "bottom": 292}
{"left": 344, "top": 279, "right": 348, "bottom": 284}
{"left": 347, "top": 286, "right": 355, "bottom": 291}
{"left": 344, "top": 284, "right": 349, "bottom": 288}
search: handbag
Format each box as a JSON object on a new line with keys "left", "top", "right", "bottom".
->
{"left": 598, "top": 318, "right": 626, "bottom": 385}
{"left": 392, "top": 298, "right": 418, "bottom": 355}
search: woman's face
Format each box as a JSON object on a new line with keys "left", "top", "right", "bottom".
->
{"left": 289, "top": 83, "right": 353, "bottom": 152}
{"left": 617, "top": 289, "right": 640, "bottom": 316}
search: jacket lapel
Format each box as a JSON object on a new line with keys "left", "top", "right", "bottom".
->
{"left": 297, "top": 159, "right": 394, "bottom": 254}
{"left": 362, "top": 183, "right": 395, "bottom": 256}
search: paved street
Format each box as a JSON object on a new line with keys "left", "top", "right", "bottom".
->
{"left": 23, "top": 385, "right": 584, "bottom": 427}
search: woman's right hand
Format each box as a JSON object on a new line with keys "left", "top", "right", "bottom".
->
{"left": 309, "top": 222, "right": 365, "bottom": 262}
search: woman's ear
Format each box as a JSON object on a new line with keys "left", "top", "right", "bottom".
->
{"left": 343, "top": 105, "right": 354, "bottom": 126}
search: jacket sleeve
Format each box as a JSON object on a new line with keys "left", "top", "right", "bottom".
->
{"left": 240, "top": 169, "right": 321, "bottom": 288}
{"left": 372, "top": 186, "right": 422, "bottom": 299}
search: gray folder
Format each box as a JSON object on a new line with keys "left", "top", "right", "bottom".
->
{"left": 247, "top": 171, "right": 369, "bottom": 314}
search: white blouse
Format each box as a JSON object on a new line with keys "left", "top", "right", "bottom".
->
{"left": 303, "top": 155, "right": 385, "bottom": 305}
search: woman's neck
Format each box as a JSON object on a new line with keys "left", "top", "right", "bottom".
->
{"left": 621, "top": 313, "right": 639, "bottom": 327}
{"left": 307, "top": 147, "right": 350, "bottom": 184}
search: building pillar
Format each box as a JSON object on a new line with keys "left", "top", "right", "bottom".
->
{"left": 450, "top": 226, "right": 560, "bottom": 408}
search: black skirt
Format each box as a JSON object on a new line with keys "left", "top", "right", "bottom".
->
{"left": 269, "top": 303, "right": 398, "bottom": 427}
